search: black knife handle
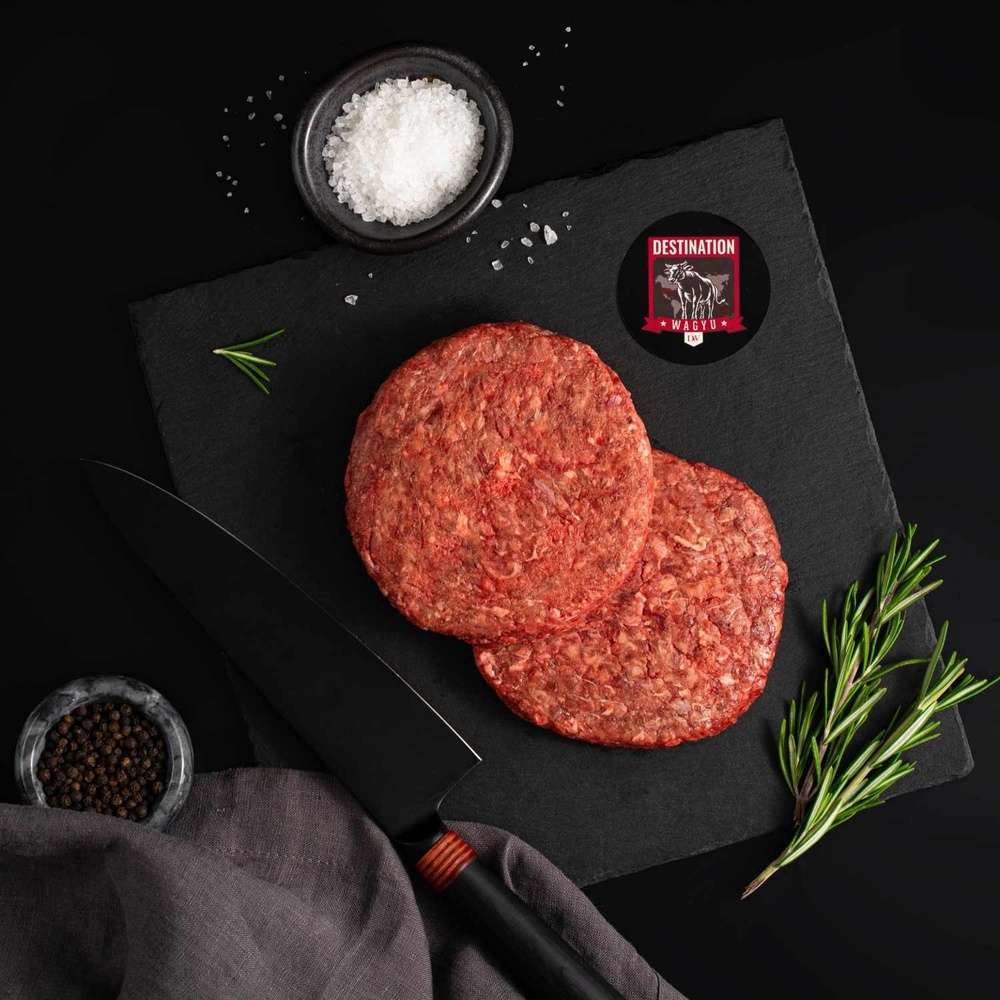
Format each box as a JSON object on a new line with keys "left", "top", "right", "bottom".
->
{"left": 412, "top": 830, "right": 626, "bottom": 1000}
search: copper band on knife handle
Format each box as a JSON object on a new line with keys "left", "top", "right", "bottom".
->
{"left": 415, "top": 830, "right": 477, "bottom": 891}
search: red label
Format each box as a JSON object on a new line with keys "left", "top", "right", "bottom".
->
{"left": 642, "top": 235, "right": 745, "bottom": 335}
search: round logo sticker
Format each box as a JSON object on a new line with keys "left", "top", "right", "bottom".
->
{"left": 617, "top": 212, "right": 770, "bottom": 365}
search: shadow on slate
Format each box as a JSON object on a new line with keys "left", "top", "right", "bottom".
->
{"left": 129, "top": 120, "right": 972, "bottom": 886}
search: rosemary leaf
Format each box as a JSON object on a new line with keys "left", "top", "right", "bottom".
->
{"left": 213, "top": 328, "right": 285, "bottom": 394}
{"left": 743, "top": 526, "right": 999, "bottom": 897}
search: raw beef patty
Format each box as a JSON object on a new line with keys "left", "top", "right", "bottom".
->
{"left": 345, "top": 322, "right": 654, "bottom": 643}
{"left": 474, "top": 450, "right": 788, "bottom": 746}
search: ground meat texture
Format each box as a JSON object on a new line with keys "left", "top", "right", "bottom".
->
{"left": 345, "top": 322, "right": 654, "bottom": 643}
{"left": 474, "top": 451, "right": 788, "bottom": 747}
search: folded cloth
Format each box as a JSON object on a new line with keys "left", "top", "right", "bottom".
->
{"left": 0, "top": 768, "right": 681, "bottom": 999}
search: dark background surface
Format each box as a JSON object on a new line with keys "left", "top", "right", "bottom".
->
{"left": 2, "top": 10, "right": 997, "bottom": 1000}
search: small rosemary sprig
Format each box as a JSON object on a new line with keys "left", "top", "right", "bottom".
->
{"left": 743, "top": 525, "right": 997, "bottom": 899}
{"left": 213, "top": 328, "right": 285, "bottom": 395}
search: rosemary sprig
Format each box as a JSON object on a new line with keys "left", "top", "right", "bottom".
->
{"left": 743, "top": 525, "right": 998, "bottom": 899}
{"left": 213, "top": 328, "right": 285, "bottom": 395}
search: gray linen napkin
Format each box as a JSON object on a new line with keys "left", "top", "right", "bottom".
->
{"left": 0, "top": 768, "right": 681, "bottom": 999}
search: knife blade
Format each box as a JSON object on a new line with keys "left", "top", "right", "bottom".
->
{"left": 83, "top": 459, "right": 626, "bottom": 1000}
{"left": 82, "top": 459, "right": 479, "bottom": 841}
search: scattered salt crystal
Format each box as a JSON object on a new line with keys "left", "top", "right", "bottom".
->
{"left": 561, "top": 210, "right": 569, "bottom": 217}
{"left": 248, "top": 112, "right": 256, "bottom": 120}
{"left": 226, "top": 174, "right": 231, "bottom": 180}
{"left": 535, "top": 51, "right": 541, "bottom": 57}
{"left": 466, "top": 237, "right": 472, "bottom": 244}
{"left": 344, "top": 294, "right": 358, "bottom": 305}
{"left": 222, "top": 135, "right": 230, "bottom": 142}
{"left": 368, "top": 272, "right": 374, "bottom": 278}
{"left": 566, "top": 224, "right": 573, "bottom": 230}
{"left": 522, "top": 61, "right": 528, "bottom": 67}
{"left": 491, "top": 259, "right": 503, "bottom": 271}
{"left": 243, "top": 207, "right": 250, "bottom": 214}
{"left": 274, "top": 113, "right": 283, "bottom": 122}
{"left": 265, "top": 89, "right": 273, "bottom": 100}
{"left": 260, "top": 141, "right": 267, "bottom": 147}
{"left": 527, "top": 256, "right": 534, "bottom": 264}
{"left": 529, "top": 222, "right": 540, "bottom": 233}
{"left": 226, "top": 191, "right": 232, "bottom": 198}
{"left": 500, "top": 239, "right": 510, "bottom": 249}
{"left": 215, "top": 170, "right": 223, "bottom": 177}
{"left": 278, "top": 74, "right": 285, "bottom": 82}
{"left": 471, "top": 230, "right": 478, "bottom": 235}
{"left": 281, "top": 124, "right": 287, "bottom": 131}
{"left": 232, "top": 179, "right": 238, "bottom": 186}
{"left": 559, "top": 85, "right": 565, "bottom": 92}
{"left": 322, "top": 78, "right": 485, "bottom": 226}
{"left": 528, "top": 44, "right": 535, "bottom": 50}
{"left": 246, "top": 95, "right": 253, "bottom": 103}
{"left": 491, "top": 198, "right": 502, "bottom": 208}
{"left": 522, "top": 202, "right": 528, "bottom": 208}
{"left": 565, "top": 25, "right": 572, "bottom": 32}
{"left": 556, "top": 100, "right": 564, "bottom": 108}
{"left": 223, "top": 107, "right": 229, "bottom": 113}
{"left": 543, "top": 224, "right": 558, "bottom": 245}
{"left": 520, "top": 237, "right": 533, "bottom": 247}
{"left": 564, "top": 43, "right": 569, "bottom": 48}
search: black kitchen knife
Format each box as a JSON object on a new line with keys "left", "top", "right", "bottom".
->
{"left": 83, "top": 460, "right": 627, "bottom": 1000}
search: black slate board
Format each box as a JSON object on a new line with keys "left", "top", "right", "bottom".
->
{"left": 130, "top": 120, "right": 972, "bottom": 885}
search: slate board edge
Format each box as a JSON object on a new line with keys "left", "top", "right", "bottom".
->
{"left": 775, "top": 120, "right": 972, "bottom": 780}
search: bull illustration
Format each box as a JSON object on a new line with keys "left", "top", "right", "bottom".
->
{"left": 656, "top": 261, "right": 728, "bottom": 319}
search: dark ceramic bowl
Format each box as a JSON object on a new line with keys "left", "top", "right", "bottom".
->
{"left": 292, "top": 44, "right": 512, "bottom": 253}
{"left": 14, "top": 676, "right": 194, "bottom": 831}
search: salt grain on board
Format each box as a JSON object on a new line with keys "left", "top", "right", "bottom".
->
{"left": 543, "top": 224, "right": 558, "bottom": 245}
{"left": 345, "top": 294, "right": 358, "bottom": 305}
{"left": 562, "top": 210, "right": 569, "bottom": 217}
{"left": 274, "top": 113, "right": 283, "bottom": 122}
{"left": 491, "top": 198, "right": 502, "bottom": 208}
{"left": 500, "top": 240, "right": 510, "bottom": 248}
{"left": 491, "top": 259, "right": 503, "bottom": 271}
{"left": 520, "top": 237, "right": 533, "bottom": 247}
{"left": 246, "top": 95, "right": 253, "bottom": 103}
{"left": 527, "top": 256, "right": 534, "bottom": 263}
{"left": 215, "top": 170, "right": 223, "bottom": 177}
{"left": 556, "top": 101, "right": 564, "bottom": 108}
{"left": 529, "top": 222, "right": 540, "bottom": 233}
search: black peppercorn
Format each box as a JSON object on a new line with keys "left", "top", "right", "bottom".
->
{"left": 36, "top": 699, "right": 169, "bottom": 824}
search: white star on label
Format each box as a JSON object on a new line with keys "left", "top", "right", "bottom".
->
{"left": 660, "top": 320, "right": 667, "bottom": 327}
{"left": 721, "top": 320, "right": 727, "bottom": 326}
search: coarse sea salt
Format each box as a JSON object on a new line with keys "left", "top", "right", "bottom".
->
{"left": 322, "top": 78, "right": 485, "bottom": 227}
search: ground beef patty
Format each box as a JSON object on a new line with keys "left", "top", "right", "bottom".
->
{"left": 474, "top": 450, "right": 788, "bottom": 747}
{"left": 346, "top": 322, "right": 654, "bottom": 643}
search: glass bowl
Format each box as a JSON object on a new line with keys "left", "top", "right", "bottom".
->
{"left": 14, "top": 675, "right": 194, "bottom": 831}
